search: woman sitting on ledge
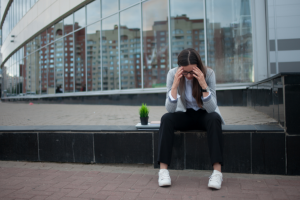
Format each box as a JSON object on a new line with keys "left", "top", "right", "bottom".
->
{"left": 157, "top": 48, "right": 225, "bottom": 189}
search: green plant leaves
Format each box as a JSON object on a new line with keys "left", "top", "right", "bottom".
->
{"left": 139, "top": 103, "right": 149, "bottom": 118}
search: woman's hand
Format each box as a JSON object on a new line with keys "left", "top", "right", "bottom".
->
{"left": 171, "top": 67, "right": 183, "bottom": 99}
{"left": 193, "top": 67, "right": 207, "bottom": 89}
{"left": 172, "top": 67, "right": 183, "bottom": 89}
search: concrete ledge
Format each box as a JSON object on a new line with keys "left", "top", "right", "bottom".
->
{"left": 0, "top": 124, "right": 298, "bottom": 175}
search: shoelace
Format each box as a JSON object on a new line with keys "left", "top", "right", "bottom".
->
{"left": 160, "top": 171, "right": 170, "bottom": 180}
{"left": 209, "top": 173, "right": 223, "bottom": 184}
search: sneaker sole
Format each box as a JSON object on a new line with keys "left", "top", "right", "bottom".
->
{"left": 159, "top": 182, "right": 171, "bottom": 187}
{"left": 208, "top": 184, "right": 221, "bottom": 190}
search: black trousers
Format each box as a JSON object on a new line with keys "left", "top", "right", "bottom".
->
{"left": 157, "top": 109, "right": 223, "bottom": 166}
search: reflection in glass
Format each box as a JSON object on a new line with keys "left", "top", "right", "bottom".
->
{"left": 102, "top": 14, "right": 119, "bottom": 90}
{"left": 64, "top": 34, "right": 74, "bottom": 92}
{"left": 87, "top": 0, "right": 101, "bottom": 25}
{"left": 120, "top": 5, "right": 141, "bottom": 89}
{"left": 28, "top": 48, "right": 37, "bottom": 94}
{"left": 120, "top": 0, "right": 139, "bottom": 10}
{"left": 40, "top": 30, "right": 48, "bottom": 47}
{"left": 48, "top": 41, "right": 55, "bottom": 94}
{"left": 170, "top": 0, "right": 205, "bottom": 68}
{"left": 86, "top": 22, "right": 101, "bottom": 91}
{"left": 40, "top": 47, "right": 48, "bottom": 94}
{"left": 64, "top": 14, "right": 73, "bottom": 35}
{"left": 54, "top": 20, "right": 64, "bottom": 39}
{"left": 74, "top": 28, "right": 86, "bottom": 92}
{"left": 74, "top": 7, "right": 86, "bottom": 31}
{"left": 206, "top": 0, "right": 253, "bottom": 83}
{"left": 55, "top": 39, "right": 64, "bottom": 93}
{"left": 142, "top": 0, "right": 169, "bottom": 88}
{"left": 102, "top": 0, "right": 118, "bottom": 18}
{"left": 47, "top": 25, "right": 54, "bottom": 43}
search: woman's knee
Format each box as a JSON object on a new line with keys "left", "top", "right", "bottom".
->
{"left": 206, "top": 112, "right": 221, "bottom": 124}
{"left": 161, "top": 113, "right": 174, "bottom": 123}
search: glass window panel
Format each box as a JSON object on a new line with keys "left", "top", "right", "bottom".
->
{"left": 170, "top": 0, "right": 205, "bottom": 68}
{"left": 120, "top": 0, "right": 139, "bottom": 10}
{"left": 40, "top": 30, "right": 48, "bottom": 47}
{"left": 102, "top": 0, "right": 118, "bottom": 18}
{"left": 64, "top": 34, "right": 75, "bottom": 92}
{"left": 87, "top": 0, "right": 101, "bottom": 25}
{"left": 48, "top": 40, "right": 55, "bottom": 94}
{"left": 47, "top": 25, "right": 54, "bottom": 43}
{"left": 74, "top": 28, "right": 86, "bottom": 92}
{"left": 64, "top": 14, "right": 73, "bottom": 35}
{"left": 54, "top": 20, "right": 64, "bottom": 39}
{"left": 86, "top": 22, "right": 101, "bottom": 91}
{"left": 26, "top": 0, "right": 30, "bottom": 12}
{"left": 120, "top": 5, "right": 141, "bottom": 89}
{"left": 28, "top": 51, "right": 37, "bottom": 94}
{"left": 34, "top": 36, "right": 40, "bottom": 50}
{"left": 102, "top": 14, "right": 119, "bottom": 90}
{"left": 23, "top": 0, "right": 26, "bottom": 17}
{"left": 12, "top": 63, "right": 17, "bottom": 96}
{"left": 74, "top": 7, "right": 86, "bottom": 31}
{"left": 206, "top": 0, "right": 253, "bottom": 83}
{"left": 40, "top": 47, "right": 48, "bottom": 94}
{"left": 55, "top": 39, "right": 64, "bottom": 93}
{"left": 142, "top": 0, "right": 169, "bottom": 88}
{"left": 31, "top": 0, "right": 35, "bottom": 8}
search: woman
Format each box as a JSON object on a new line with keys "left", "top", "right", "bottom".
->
{"left": 157, "top": 48, "right": 225, "bottom": 189}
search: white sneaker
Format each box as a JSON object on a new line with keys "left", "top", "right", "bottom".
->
{"left": 208, "top": 170, "right": 223, "bottom": 189}
{"left": 158, "top": 169, "right": 171, "bottom": 187}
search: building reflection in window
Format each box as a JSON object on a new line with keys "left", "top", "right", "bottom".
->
{"left": 64, "top": 34, "right": 75, "bottom": 93}
{"left": 74, "top": 28, "right": 86, "bottom": 92}
{"left": 74, "top": 7, "right": 86, "bottom": 31}
{"left": 102, "top": 14, "right": 119, "bottom": 90}
{"left": 86, "top": 22, "right": 101, "bottom": 92}
{"left": 54, "top": 20, "right": 64, "bottom": 39}
{"left": 40, "top": 47, "right": 48, "bottom": 94}
{"left": 48, "top": 36, "right": 55, "bottom": 94}
{"left": 64, "top": 14, "right": 73, "bottom": 35}
{"left": 55, "top": 39, "right": 64, "bottom": 93}
{"left": 206, "top": 0, "right": 253, "bottom": 83}
{"left": 120, "top": 5, "right": 141, "bottom": 89}
{"left": 142, "top": 0, "right": 169, "bottom": 88}
{"left": 170, "top": 0, "right": 205, "bottom": 68}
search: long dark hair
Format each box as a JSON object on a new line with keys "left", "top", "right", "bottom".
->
{"left": 177, "top": 48, "right": 207, "bottom": 107}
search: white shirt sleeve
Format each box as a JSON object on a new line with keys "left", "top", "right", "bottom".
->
{"left": 201, "top": 91, "right": 211, "bottom": 100}
{"left": 169, "top": 92, "right": 180, "bottom": 101}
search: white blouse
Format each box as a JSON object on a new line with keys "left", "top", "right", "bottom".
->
{"left": 169, "top": 77, "right": 211, "bottom": 111}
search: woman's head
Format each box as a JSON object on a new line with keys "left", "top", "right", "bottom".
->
{"left": 177, "top": 48, "right": 206, "bottom": 80}
{"left": 177, "top": 48, "right": 207, "bottom": 107}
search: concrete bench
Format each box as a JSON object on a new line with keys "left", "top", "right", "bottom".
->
{"left": 0, "top": 124, "right": 298, "bottom": 175}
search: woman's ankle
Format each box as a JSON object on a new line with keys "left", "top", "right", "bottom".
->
{"left": 160, "top": 162, "right": 168, "bottom": 169}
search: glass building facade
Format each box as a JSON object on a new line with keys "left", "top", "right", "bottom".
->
{"left": 1, "top": 0, "right": 253, "bottom": 97}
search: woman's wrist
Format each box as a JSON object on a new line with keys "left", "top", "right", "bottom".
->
{"left": 201, "top": 83, "right": 208, "bottom": 89}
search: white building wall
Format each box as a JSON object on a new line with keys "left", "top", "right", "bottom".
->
{"left": 1, "top": 0, "right": 87, "bottom": 62}
{"left": 268, "top": 0, "right": 300, "bottom": 74}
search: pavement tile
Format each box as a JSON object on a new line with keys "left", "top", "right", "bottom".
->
{"left": 1, "top": 161, "right": 300, "bottom": 200}
{"left": 78, "top": 193, "right": 108, "bottom": 199}
{"left": 30, "top": 196, "right": 48, "bottom": 200}
{"left": 65, "top": 189, "right": 86, "bottom": 197}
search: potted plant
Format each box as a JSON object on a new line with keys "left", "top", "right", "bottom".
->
{"left": 139, "top": 103, "right": 149, "bottom": 125}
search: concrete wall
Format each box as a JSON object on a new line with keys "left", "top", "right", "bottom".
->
{"left": 1, "top": 0, "right": 87, "bottom": 62}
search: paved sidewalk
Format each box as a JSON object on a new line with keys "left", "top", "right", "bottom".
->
{"left": 0, "top": 102, "right": 276, "bottom": 126}
{"left": 0, "top": 161, "right": 299, "bottom": 200}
